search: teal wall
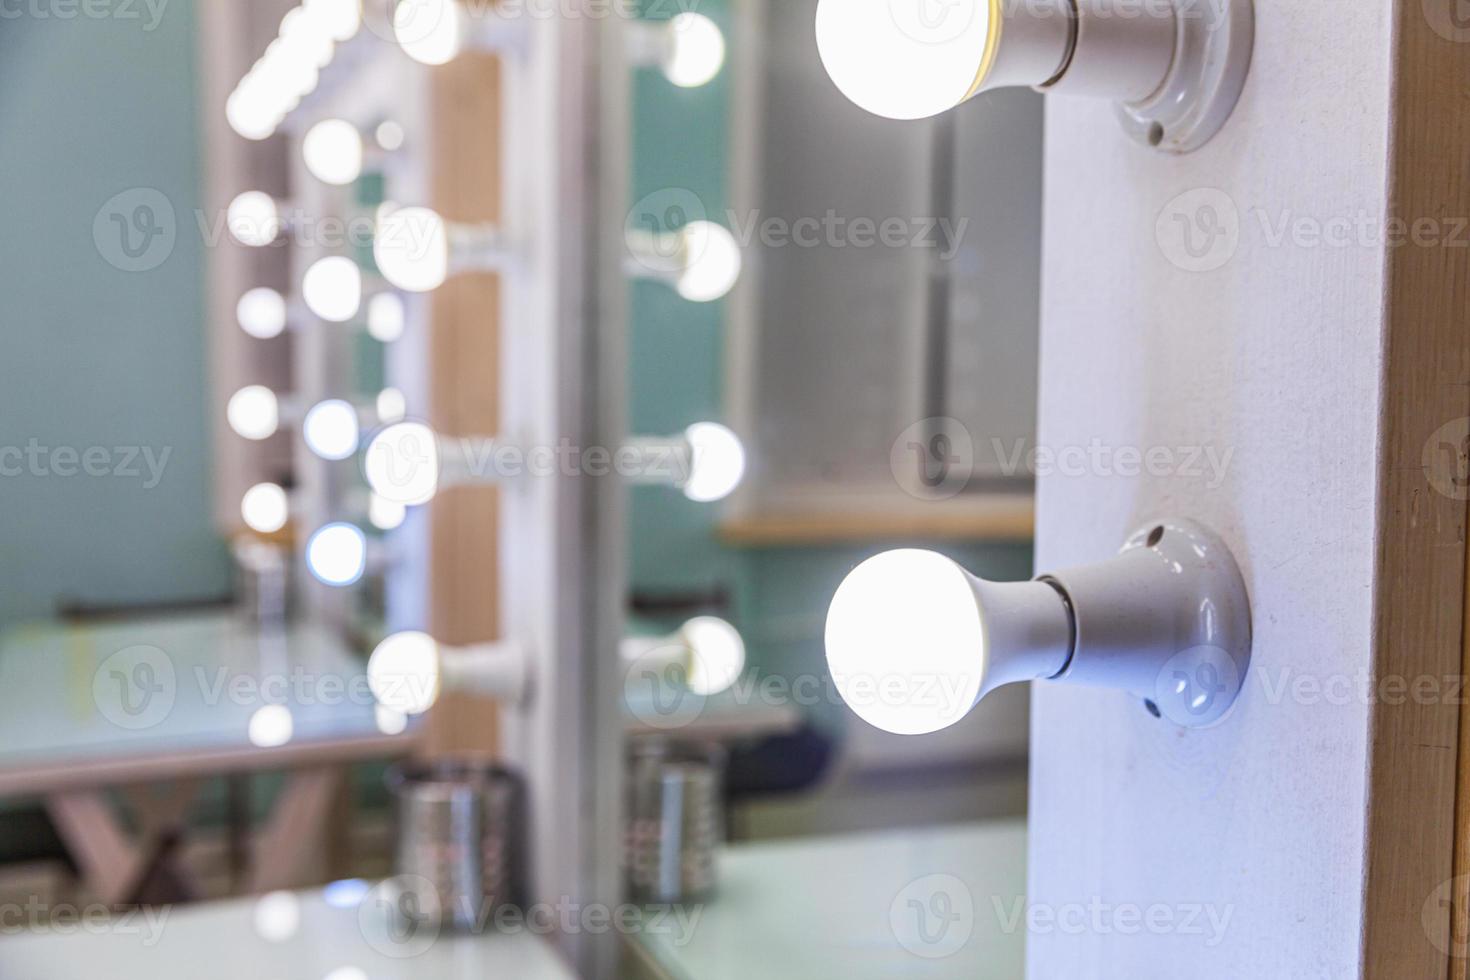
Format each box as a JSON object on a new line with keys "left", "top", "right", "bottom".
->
{"left": 0, "top": 0, "right": 231, "bottom": 625}
{"left": 627, "top": 1, "right": 1034, "bottom": 737}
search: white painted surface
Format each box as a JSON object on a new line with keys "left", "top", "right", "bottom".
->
{"left": 1027, "top": 0, "right": 1391, "bottom": 975}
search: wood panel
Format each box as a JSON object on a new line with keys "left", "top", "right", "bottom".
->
{"left": 421, "top": 52, "right": 505, "bottom": 760}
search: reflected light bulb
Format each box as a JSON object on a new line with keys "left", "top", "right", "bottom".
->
{"left": 367, "top": 292, "right": 406, "bottom": 342}
{"left": 228, "top": 385, "right": 281, "bottom": 441}
{"left": 248, "top": 704, "right": 294, "bottom": 748}
{"left": 683, "top": 422, "right": 745, "bottom": 502}
{"left": 364, "top": 422, "right": 440, "bottom": 506}
{"left": 825, "top": 550, "right": 985, "bottom": 735}
{"left": 241, "top": 482, "right": 289, "bottom": 534}
{"left": 368, "top": 631, "right": 442, "bottom": 715}
{"left": 376, "top": 387, "right": 407, "bottom": 423}
{"left": 303, "top": 256, "right": 362, "bottom": 322}
{"left": 369, "top": 494, "right": 407, "bottom": 530}
{"left": 307, "top": 0, "right": 361, "bottom": 41}
{"left": 374, "top": 207, "right": 449, "bottom": 292}
{"left": 814, "top": 0, "right": 996, "bottom": 121}
{"left": 664, "top": 12, "right": 726, "bottom": 87}
{"left": 376, "top": 120, "right": 406, "bottom": 151}
{"left": 677, "top": 221, "right": 741, "bottom": 302}
{"left": 302, "top": 118, "right": 364, "bottom": 185}
{"left": 228, "top": 191, "right": 282, "bottom": 247}
{"left": 681, "top": 616, "right": 745, "bottom": 696}
{"left": 395, "top": 0, "right": 462, "bottom": 65}
{"left": 253, "top": 891, "right": 300, "bottom": 943}
{"left": 303, "top": 399, "right": 360, "bottom": 461}
{"left": 237, "top": 287, "right": 288, "bottom": 339}
{"left": 306, "top": 522, "right": 368, "bottom": 587}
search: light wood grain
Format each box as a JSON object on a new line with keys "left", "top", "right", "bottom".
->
{"left": 717, "top": 496, "right": 1035, "bottom": 546}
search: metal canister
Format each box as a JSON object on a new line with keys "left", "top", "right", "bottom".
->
{"left": 386, "top": 760, "right": 526, "bottom": 932}
{"left": 625, "top": 738, "right": 726, "bottom": 904}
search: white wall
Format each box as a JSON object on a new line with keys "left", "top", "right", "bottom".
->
{"left": 1027, "top": 1, "right": 1392, "bottom": 974}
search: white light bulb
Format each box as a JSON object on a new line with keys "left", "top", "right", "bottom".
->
{"left": 376, "top": 120, "right": 406, "bottom": 151}
{"left": 237, "top": 287, "right": 288, "bottom": 339}
{"left": 228, "top": 385, "right": 281, "bottom": 441}
{"left": 241, "top": 482, "right": 290, "bottom": 534}
{"left": 375, "top": 705, "right": 409, "bottom": 735}
{"left": 368, "top": 631, "right": 442, "bottom": 715}
{"left": 303, "top": 256, "right": 362, "bottom": 322}
{"left": 248, "top": 704, "right": 295, "bottom": 748}
{"left": 303, "top": 399, "right": 361, "bottom": 461}
{"left": 814, "top": 0, "right": 995, "bottom": 121}
{"left": 825, "top": 550, "right": 985, "bottom": 735}
{"left": 683, "top": 422, "right": 745, "bottom": 502}
{"left": 369, "top": 494, "right": 407, "bottom": 530}
{"left": 253, "top": 891, "right": 300, "bottom": 943}
{"left": 367, "top": 292, "right": 406, "bottom": 342}
{"left": 302, "top": 118, "right": 364, "bottom": 186}
{"left": 306, "top": 522, "right": 368, "bottom": 587}
{"left": 279, "top": 8, "right": 335, "bottom": 68}
{"left": 376, "top": 387, "right": 407, "bottom": 423}
{"left": 374, "top": 207, "right": 449, "bottom": 293}
{"left": 226, "top": 90, "right": 276, "bottom": 141}
{"left": 364, "top": 422, "right": 440, "bottom": 505}
{"left": 681, "top": 616, "right": 745, "bottom": 696}
{"left": 677, "top": 221, "right": 741, "bottom": 302}
{"left": 307, "top": 0, "right": 361, "bottom": 42}
{"left": 664, "top": 13, "right": 726, "bottom": 88}
{"left": 228, "top": 191, "right": 282, "bottom": 247}
{"left": 395, "top": 0, "right": 463, "bottom": 65}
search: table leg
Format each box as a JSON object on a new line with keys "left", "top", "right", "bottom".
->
{"left": 247, "top": 766, "right": 344, "bottom": 893}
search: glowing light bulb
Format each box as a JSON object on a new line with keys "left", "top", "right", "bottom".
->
{"left": 664, "top": 13, "right": 726, "bottom": 87}
{"left": 683, "top": 422, "right": 745, "bottom": 502}
{"left": 241, "top": 482, "right": 290, "bottom": 534}
{"left": 228, "top": 191, "right": 282, "bottom": 247}
{"left": 367, "top": 292, "right": 406, "bottom": 342}
{"left": 237, "top": 287, "right": 288, "bottom": 339}
{"left": 303, "top": 399, "right": 360, "bottom": 461}
{"left": 302, "top": 118, "right": 364, "bottom": 186}
{"left": 373, "top": 207, "right": 449, "bottom": 293}
{"left": 226, "top": 89, "right": 276, "bottom": 141}
{"left": 368, "top": 631, "right": 442, "bottom": 715}
{"left": 376, "top": 120, "right": 406, "bottom": 151}
{"left": 302, "top": 256, "right": 362, "bottom": 322}
{"left": 369, "top": 494, "right": 407, "bottom": 530}
{"left": 248, "top": 704, "right": 294, "bottom": 748}
{"left": 253, "top": 891, "right": 300, "bottom": 942}
{"left": 395, "top": 0, "right": 463, "bottom": 65}
{"left": 228, "top": 385, "right": 281, "bottom": 441}
{"left": 680, "top": 616, "right": 745, "bottom": 695}
{"left": 306, "top": 522, "right": 368, "bottom": 587}
{"left": 364, "top": 422, "right": 440, "bottom": 505}
{"left": 376, "top": 387, "right": 407, "bottom": 423}
{"left": 825, "top": 550, "right": 985, "bottom": 735}
{"left": 307, "top": 0, "right": 360, "bottom": 41}
{"left": 676, "top": 221, "right": 742, "bottom": 302}
{"left": 375, "top": 705, "right": 409, "bottom": 735}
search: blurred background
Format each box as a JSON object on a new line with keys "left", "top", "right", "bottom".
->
{"left": 0, "top": 0, "right": 1042, "bottom": 975}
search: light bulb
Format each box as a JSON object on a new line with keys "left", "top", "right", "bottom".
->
{"left": 375, "top": 705, "right": 409, "bottom": 735}
{"left": 237, "top": 287, "right": 288, "bottom": 339}
{"left": 228, "top": 385, "right": 281, "bottom": 441}
{"left": 253, "top": 891, "right": 301, "bottom": 942}
{"left": 302, "top": 118, "right": 364, "bottom": 186}
{"left": 228, "top": 191, "right": 282, "bottom": 247}
{"left": 248, "top": 704, "right": 294, "bottom": 748}
{"left": 303, "top": 399, "right": 360, "bottom": 461}
{"left": 683, "top": 422, "right": 745, "bottom": 502}
{"left": 663, "top": 13, "right": 725, "bottom": 87}
{"left": 676, "top": 221, "right": 741, "bottom": 302}
{"left": 367, "top": 292, "right": 406, "bottom": 342}
{"left": 373, "top": 207, "right": 449, "bottom": 292}
{"left": 395, "top": 0, "right": 462, "bottom": 65}
{"left": 364, "top": 422, "right": 440, "bottom": 505}
{"left": 376, "top": 387, "right": 407, "bottom": 423}
{"left": 226, "top": 89, "right": 277, "bottom": 141}
{"left": 241, "top": 482, "right": 290, "bottom": 534}
{"left": 306, "top": 522, "right": 368, "bottom": 587}
{"left": 369, "top": 494, "right": 407, "bottom": 530}
{"left": 279, "top": 6, "right": 335, "bottom": 68}
{"left": 680, "top": 616, "right": 745, "bottom": 696}
{"left": 367, "top": 631, "right": 442, "bottom": 715}
{"left": 375, "top": 120, "right": 406, "bottom": 151}
{"left": 306, "top": 0, "right": 360, "bottom": 41}
{"left": 302, "top": 256, "right": 362, "bottom": 322}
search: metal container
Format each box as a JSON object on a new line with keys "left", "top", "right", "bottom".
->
{"left": 625, "top": 738, "right": 726, "bottom": 904}
{"left": 386, "top": 760, "right": 526, "bottom": 932}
